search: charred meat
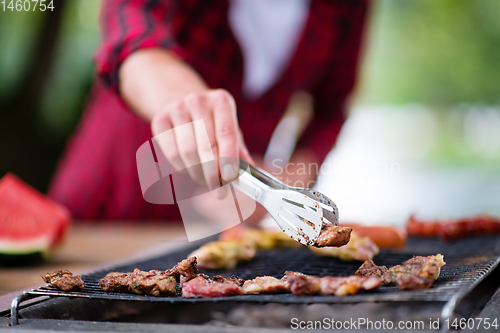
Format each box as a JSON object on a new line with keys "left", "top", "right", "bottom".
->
{"left": 313, "top": 224, "right": 352, "bottom": 247}
{"left": 354, "top": 260, "right": 390, "bottom": 284}
{"left": 182, "top": 275, "right": 244, "bottom": 298}
{"left": 396, "top": 275, "right": 434, "bottom": 290}
{"left": 99, "top": 257, "right": 199, "bottom": 296}
{"left": 171, "top": 256, "right": 199, "bottom": 286}
{"left": 129, "top": 269, "right": 176, "bottom": 296}
{"left": 99, "top": 269, "right": 176, "bottom": 296}
{"left": 212, "top": 275, "right": 245, "bottom": 286}
{"left": 387, "top": 254, "right": 445, "bottom": 282}
{"left": 285, "top": 271, "right": 321, "bottom": 295}
{"left": 355, "top": 254, "right": 446, "bottom": 290}
{"left": 319, "top": 275, "right": 382, "bottom": 296}
{"left": 242, "top": 276, "right": 289, "bottom": 294}
{"left": 42, "top": 270, "right": 84, "bottom": 291}
{"left": 310, "top": 231, "right": 379, "bottom": 261}
{"left": 98, "top": 272, "right": 132, "bottom": 293}
{"left": 285, "top": 271, "right": 381, "bottom": 296}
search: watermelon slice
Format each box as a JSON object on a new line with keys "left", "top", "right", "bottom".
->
{"left": 0, "top": 173, "right": 71, "bottom": 260}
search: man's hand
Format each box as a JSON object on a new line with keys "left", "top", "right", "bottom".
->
{"left": 151, "top": 89, "right": 253, "bottom": 197}
{"left": 119, "top": 48, "right": 252, "bottom": 197}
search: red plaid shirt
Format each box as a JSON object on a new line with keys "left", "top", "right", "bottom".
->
{"left": 49, "top": 0, "right": 369, "bottom": 220}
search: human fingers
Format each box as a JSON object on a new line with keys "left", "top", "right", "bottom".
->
{"left": 169, "top": 101, "right": 205, "bottom": 184}
{"left": 186, "top": 94, "right": 227, "bottom": 198}
{"left": 151, "top": 111, "right": 186, "bottom": 172}
{"left": 210, "top": 89, "right": 239, "bottom": 182}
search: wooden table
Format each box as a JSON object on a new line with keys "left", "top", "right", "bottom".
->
{"left": 0, "top": 222, "right": 187, "bottom": 296}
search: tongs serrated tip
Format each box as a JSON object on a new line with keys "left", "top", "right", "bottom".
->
{"left": 232, "top": 159, "right": 339, "bottom": 246}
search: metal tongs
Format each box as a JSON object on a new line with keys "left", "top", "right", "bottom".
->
{"left": 232, "top": 159, "right": 339, "bottom": 246}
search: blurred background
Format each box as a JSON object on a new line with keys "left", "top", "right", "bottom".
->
{"left": 317, "top": 0, "right": 500, "bottom": 224}
{"left": 1, "top": 0, "right": 499, "bottom": 224}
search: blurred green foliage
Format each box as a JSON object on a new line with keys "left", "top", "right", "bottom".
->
{"left": 40, "top": 0, "right": 99, "bottom": 138}
{"left": 357, "top": 0, "right": 500, "bottom": 106}
{"left": 0, "top": 0, "right": 99, "bottom": 139}
{"left": 0, "top": 0, "right": 99, "bottom": 191}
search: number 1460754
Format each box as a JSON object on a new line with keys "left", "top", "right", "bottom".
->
{"left": 2, "top": 0, "right": 54, "bottom": 11}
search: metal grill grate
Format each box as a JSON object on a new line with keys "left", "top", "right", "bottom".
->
{"left": 28, "top": 236, "right": 500, "bottom": 304}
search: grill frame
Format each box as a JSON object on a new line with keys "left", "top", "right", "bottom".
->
{"left": 10, "top": 235, "right": 500, "bottom": 326}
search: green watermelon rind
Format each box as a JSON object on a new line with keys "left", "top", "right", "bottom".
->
{"left": 0, "top": 234, "right": 53, "bottom": 255}
{"left": 0, "top": 235, "right": 51, "bottom": 264}
{"left": 0, "top": 173, "right": 71, "bottom": 262}
{"left": 0, "top": 252, "right": 47, "bottom": 265}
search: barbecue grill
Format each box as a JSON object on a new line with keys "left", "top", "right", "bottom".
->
{"left": 6, "top": 235, "right": 500, "bottom": 331}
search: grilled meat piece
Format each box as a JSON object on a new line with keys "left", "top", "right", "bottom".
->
{"left": 319, "top": 275, "right": 382, "bottom": 296}
{"left": 42, "top": 270, "right": 84, "bottom": 291}
{"left": 99, "top": 272, "right": 132, "bottom": 293}
{"left": 99, "top": 257, "right": 199, "bottom": 296}
{"left": 189, "top": 240, "right": 256, "bottom": 269}
{"left": 354, "top": 260, "right": 391, "bottom": 285}
{"left": 242, "top": 276, "right": 289, "bottom": 294}
{"left": 285, "top": 271, "right": 321, "bottom": 296}
{"left": 355, "top": 254, "right": 446, "bottom": 290}
{"left": 128, "top": 268, "right": 177, "bottom": 296}
{"left": 310, "top": 231, "right": 380, "bottom": 261}
{"left": 212, "top": 275, "right": 245, "bottom": 286}
{"left": 129, "top": 269, "right": 177, "bottom": 296}
{"left": 389, "top": 254, "right": 445, "bottom": 282}
{"left": 182, "top": 275, "right": 245, "bottom": 298}
{"left": 100, "top": 269, "right": 176, "bottom": 296}
{"left": 313, "top": 224, "right": 352, "bottom": 247}
{"left": 396, "top": 275, "right": 434, "bottom": 290}
{"left": 285, "top": 271, "right": 381, "bottom": 296}
{"left": 172, "top": 257, "right": 199, "bottom": 286}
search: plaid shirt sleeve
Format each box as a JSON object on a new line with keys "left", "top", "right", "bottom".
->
{"left": 94, "top": 0, "right": 180, "bottom": 90}
{"left": 296, "top": 0, "right": 369, "bottom": 164}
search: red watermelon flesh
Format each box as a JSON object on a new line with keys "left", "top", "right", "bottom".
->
{"left": 0, "top": 173, "right": 71, "bottom": 255}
